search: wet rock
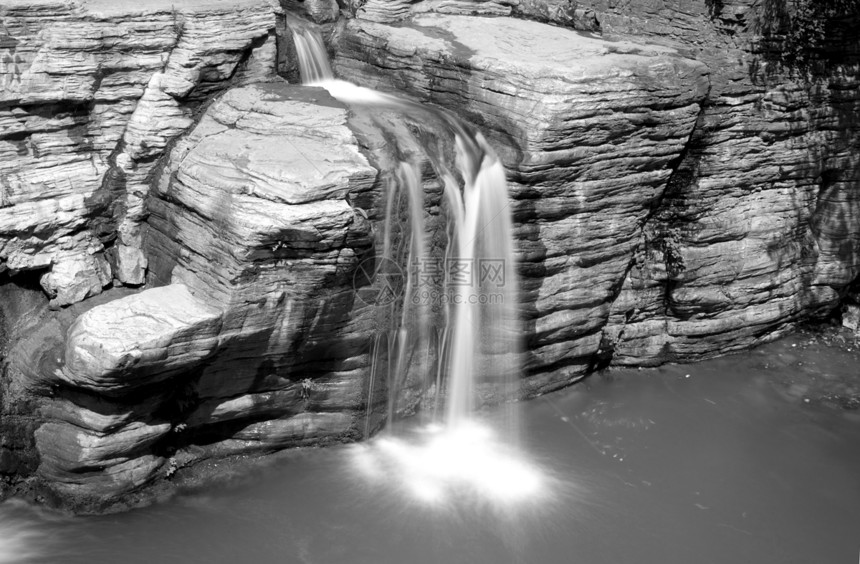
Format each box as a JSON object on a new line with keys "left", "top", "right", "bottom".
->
{"left": 185, "top": 370, "right": 369, "bottom": 428}
{"left": 39, "top": 454, "right": 166, "bottom": 499}
{"left": 184, "top": 390, "right": 304, "bottom": 429}
{"left": 232, "top": 412, "right": 355, "bottom": 444}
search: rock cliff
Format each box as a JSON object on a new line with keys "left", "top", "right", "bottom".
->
{"left": 335, "top": 13, "right": 712, "bottom": 392}
{"left": 24, "top": 81, "right": 381, "bottom": 508}
{"left": 0, "top": 0, "right": 285, "bottom": 305}
{"left": 333, "top": 0, "right": 860, "bottom": 380}
{"left": 0, "top": 0, "right": 858, "bottom": 510}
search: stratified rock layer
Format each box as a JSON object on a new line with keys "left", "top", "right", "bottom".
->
{"left": 336, "top": 4, "right": 860, "bottom": 378}
{"left": 333, "top": 2, "right": 860, "bottom": 376}
{"left": 28, "top": 82, "right": 379, "bottom": 503}
{"left": 145, "top": 83, "right": 377, "bottom": 408}
{"left": 0, "top": 0, "right": 282, "bottom": 304}
{"left": 60, "top": 285, "right": 223, "bottom": 396}
{"left": 336, "top": 13, "right": 712, "bottom": 390}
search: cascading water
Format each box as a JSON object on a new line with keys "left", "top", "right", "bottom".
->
{"left": 290, "top": 23, "right": 333, "bottom": 83}
{"left": 290, "top": 24, "right": 542, "bottom": 504}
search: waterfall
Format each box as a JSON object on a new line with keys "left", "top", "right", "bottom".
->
{"left": 291, "top": 24, "right": 333, "bottom": 82}
{"left": 292, "top": 24, "right": 521, "bottom": 432}
{"left": 290, "top": 20, "right": 541, "bottom": 507}
{"left": 444, "top": 136, "right": 520, "bottom": 429}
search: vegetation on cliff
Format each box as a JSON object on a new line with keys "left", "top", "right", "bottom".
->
{"left": 753, "top": 0, "right": 860, "bottom": 73}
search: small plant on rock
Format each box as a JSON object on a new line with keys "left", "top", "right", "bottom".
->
{"left": 753, "top": 0, "right": 860, "bottom": 75}
{"left": 165, "top": 457, "right": 179, "bottom": 478}
{"left": 300, "top": 378, "right": 313, "bottom": 400}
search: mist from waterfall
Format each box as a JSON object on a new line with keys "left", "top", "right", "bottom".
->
{"left": 290, "top": 23, "right": 538, "bottom": 505}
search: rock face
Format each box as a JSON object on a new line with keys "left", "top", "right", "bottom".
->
{"left": 144, "top": 83, "right": 378, "bottom": 410}
{"left": 510, "top": 0, "right": 860, "bottom": 367}
{"left": 334, "top": 3, "right": 860, "bottom": 385}
{"left": 0, "top": 0, "right": 858, "bottom": 510}
{"left": 24, "top": 82, "right": 380, "bottom": 506}
{"left": 59, "top": 285, "right": 223, "bottom": 396}
{"left": 335, "top": 13, "right": 712, "bottom": 390}
{"left": 0, "top": 0, "right": 283, "bottom": 304}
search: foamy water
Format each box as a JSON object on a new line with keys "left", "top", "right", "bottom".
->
{"left": 311, "top": 79, "right": 405, "bottom": 107}
{"left": 349, "top": 420, "right": 549, "bottom": 507}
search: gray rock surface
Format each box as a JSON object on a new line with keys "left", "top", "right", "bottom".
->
{"left": 144, "top": 82, "right": 377, "bottom": 410}
{"left": 0, "top": 0, "right": 283, "bottom": 303}
{"left": 23, "top": 83, "right": 378, "bottom": 503}
{"left": 59, "top": 285, "right": 223, "bottom": 395}
{"left": 334, "top": 3, "right": 860, "bottom": 385}
{"left": 335, "top": 13, "right": 712, "bottom": 390}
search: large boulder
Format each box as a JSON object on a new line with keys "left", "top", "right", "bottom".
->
{"left": 59, "top": 285, "right": 224, "bottom": 396}
{"left": 144, "top": 83, "right": 378, "bottom": 406}
{"left": 30, "top": 284, "right": 219, "bottom": 498}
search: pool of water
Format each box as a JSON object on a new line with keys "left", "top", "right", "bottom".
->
{"left": 3, "top": 333, "right": 859, "bottom": 564}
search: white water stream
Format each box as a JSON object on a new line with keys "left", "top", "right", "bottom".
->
{"left": 291, "top": 24, "right": 532, "bottom": 503}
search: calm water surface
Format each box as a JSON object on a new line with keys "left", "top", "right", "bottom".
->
{"left": 2, "top": 334, "right": 859, "bottom": 564}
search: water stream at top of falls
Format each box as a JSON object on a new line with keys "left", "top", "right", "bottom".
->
{"left": 291, "top": 24, "right": 334, "bottom": 83}
{"left": 289, "top": 24, "right": 532, "bottom": 503}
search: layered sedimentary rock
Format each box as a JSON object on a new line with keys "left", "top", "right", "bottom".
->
{"left": 334, "top": 3, "right": 860, "bottom": 381}
{"left": 282, "top": 0, "right": 339, "bottom": 23}
{"left": 60, "top": 285, "right": 223, "bottom": 396}
{"left": 0, "top": 0, "right": 282, "bottom": 303}
{"left": 336, "top": 13, "right": 712, "bottom": 389}
{"left": 530, "top": 0, "right": 860, "bottom": 364}
{"left": 144, "top": 83, "right": 377, "bottom": 408}
{"left": 27, "top": 82, "right": 379, "bottom": 503}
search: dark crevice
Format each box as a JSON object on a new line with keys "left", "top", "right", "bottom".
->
{"left": 592, "top": 83, "right": 712, "bottom": 367}
{"left": 648, "top": 89, "right": 713, "bottom": 320}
